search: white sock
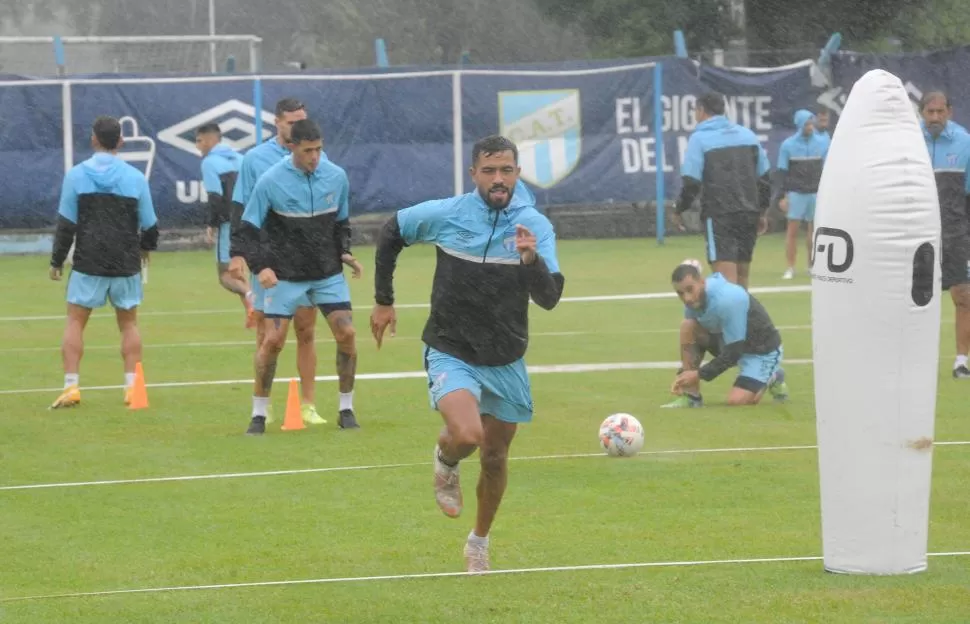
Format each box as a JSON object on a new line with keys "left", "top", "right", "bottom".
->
{"left": 467, "top": 530, "right": 489, "bottom": 546}
{"left": 252, "top": 396, "right": 270, "bottom": 417}
{"left": 339, "top": 391, "right": 354, "bottom": 411}
{"left": 125, "top": 372, "right": 136, "bottom": 388}
{"left": 64, "top": 373, "right": 79, "bottom": 389}
{"left": 956, "top": 355, "right": 968, "bottom": 369}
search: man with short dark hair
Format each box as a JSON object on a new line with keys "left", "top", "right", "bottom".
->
{"left": 664, "top": 262, "right": 788, "bottom": 409}
{"left": 195, "top": 122, "right": 250, "bottom": 323}
{"left": 813, "top": 106, "right": 832, "bottom": 143}
{"left": 227, "top": 97, "right": 325, "bottom": 426}
{"left": 49, "top": 115, "right": 159, "bottom": 409}
{"left": 370, "top": 134, "right": 565, "bottom": 574}
{"left": 920, "top": 90, "right": 970, "bottom": 378}
{"left": 236, "top": 119, "right": 363, "bottom": 435}
{"left": 672, "top": 91, "right": 772, "bottom": 290}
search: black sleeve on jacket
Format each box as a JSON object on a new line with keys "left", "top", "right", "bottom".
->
{"left": 374, "top": 215, "right": 407, "bottom": 306}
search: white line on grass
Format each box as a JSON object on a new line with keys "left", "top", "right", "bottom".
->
{"left": 0, "top": 325, "right": 814, "bottom": 354}
{"left": 2, "top": 441, "right": 966, "bottom": 492}
{"left": 0, "top": 359, "right": 817, "bottom": 395}
{"left": 2, "top": 551, "right": 968, "bottom": 603}
{"left": 0, "top": 285, "right": 811, "bottom": 322}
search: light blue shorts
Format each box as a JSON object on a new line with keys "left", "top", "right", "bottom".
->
{"left": 250, "top": 274, "right": 311, "bottom": 313}
{"left": 66, "top": 270, "right": 142, "bottom": 310}
{"left": 737, "top": 346, "right": 783, "bottom": 390}
{"left": 216, "top": 223, "right": 232, "bottom": 264}
{"left": 262, "top": 274, "right": 350, "bottom": 318}
{"left": 423, "top": 345, "right": 533, "bottom": 424}
{"left": 786, "top": 192, "right": 816, "bottom": 222}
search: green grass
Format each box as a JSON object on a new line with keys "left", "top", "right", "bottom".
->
{"left": 0, "top": 234, "right": 967, "bottom": 623}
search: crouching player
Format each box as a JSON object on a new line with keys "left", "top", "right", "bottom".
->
{"left": 663, "top": 262, "right": 789, "bottom": 407}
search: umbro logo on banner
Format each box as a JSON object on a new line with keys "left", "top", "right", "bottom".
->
{"left": 157, "top": 99, "right": 275, "bottom": 156}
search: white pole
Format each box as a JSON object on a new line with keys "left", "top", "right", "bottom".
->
{"left": 208, "top": 0, "right": 216, "bottom": 74}
{"left": 452, "top": 71, "right": 463, "bottom": 195}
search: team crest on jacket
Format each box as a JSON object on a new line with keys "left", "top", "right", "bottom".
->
{"left": 498, "top": 89, "right": 581, "bottom": 189}
{"left": 503, "top": 235, "right": 518, "bottom": 254}
{"left": 948, "top": 153, "right": 960, "bottom": 166}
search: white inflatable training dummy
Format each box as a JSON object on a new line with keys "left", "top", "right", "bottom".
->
{"left": 811, "top": 69, "right": 941, "bottom": 575}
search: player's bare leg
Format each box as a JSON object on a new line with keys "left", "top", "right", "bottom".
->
{"left": 51, "top": 303, "right": 91, "bottom": 408}
{"left": 116, "top": 307, "right": 143, "bottom": 404}
{"left": 247, "top": 316, "right": 289, "bottom": 435}
{"left": 662, "top": 319, "right": 705, "bottom": 408}
{"left": 950, "top": 285, "right": 970, "bottom": 378}
{"left": 736, "top": 262, "right": 751, "bottom": 290}
{"left": 217, "top": 262, "right": 253, "bottom": 327}
{"left": 325, "top": 309, "right": 358, "bottom": 428}
{"left": 465, "top": 414, "right": 517, "bottom": 574}
{"left": 712, "top": 260, "right": 739, "bottom": 286}
{"left": 783, "top": 220, "right": 800, "bottom": 278}
{"left": 433, "top": 390, "right": 484, "bottom": 518}
{"left": 804, "top": 221, "right": 814, "bottom": 272}
{"left": 293, "top": 306, "right": 325, "bottom": 424}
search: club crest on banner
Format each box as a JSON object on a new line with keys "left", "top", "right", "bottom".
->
{"left": 498, "top": 89, "right": 581, "bottom": 189}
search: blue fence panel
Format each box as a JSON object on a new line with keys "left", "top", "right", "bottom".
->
{"left": 0, "top": 83, "right": 64, "bottom": 229}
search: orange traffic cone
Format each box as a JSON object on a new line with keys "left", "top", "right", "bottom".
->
{"left": 128, "top": 362, "right": 149, "bottom": 410}
{"left": 281, "top": 378, "right": 305, "bottom": 431}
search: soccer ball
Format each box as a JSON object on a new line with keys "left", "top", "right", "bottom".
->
{"left": 598, "top": 413, "right": 645, "bottom": 457}
{"left": 681, "top": 258, "right": 702, "bottom": 272}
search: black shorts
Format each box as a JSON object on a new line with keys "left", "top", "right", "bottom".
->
{"left": 941, "top": 236, "right": 970, "bottom": 291}
{"left": 703, "top": 213, "right": 760, "bottom": 264}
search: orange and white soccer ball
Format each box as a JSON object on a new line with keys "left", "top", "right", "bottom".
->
{"left": 599, "top": 413, "right": 645, "bottom": 457}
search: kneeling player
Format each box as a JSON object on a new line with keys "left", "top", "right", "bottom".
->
{"left": 663, "top": 263, "right": 789, "bottom": 407}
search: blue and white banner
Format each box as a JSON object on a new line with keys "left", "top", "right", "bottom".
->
{"left": 1, "top": 56, "right": 829, "bottom": 229}
{"left": 830, "top": 46, "right": 970, "bottom": 128}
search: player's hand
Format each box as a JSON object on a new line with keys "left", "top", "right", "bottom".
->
{"left": 671, "top": 211, "right": 687, "bottom": 232}
{"left": 370, "top": 304, "right": 397, "bottom": 349}
{"left": 758, "top": 216, "right": 769, "bottom": 236}
{"left": 341, "top": 253, "right": 363, "bottom": 279}
{"left": 141, "top": 250, "right": 150, "bottom": 265}
{"left": 779, "top": 196, "right": 788, "bottom": 213}
{"left": 258, "top": 268, "right": 278, "bottom": 289}
{"left": 672, "top": 369, "right": 700, "bottom": 392}
{"left": 228, "top": 256, "right": 247, "bottom": 281}
{"left": 515, "top": 224, "right": 537, "bottom": 265}
{"left": 205, "top": 226, "right": 214, "bottom": 246}
{"left": 49, "top": 265, "right": 62, "bottom": 281}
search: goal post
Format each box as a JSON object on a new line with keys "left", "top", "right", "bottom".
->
{"left": 0, "top": 35, "right": 262, "bottom": 76}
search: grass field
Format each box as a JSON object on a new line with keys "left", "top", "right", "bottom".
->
{"left": 1, "top": 233, "right": 968, "bottom": 623}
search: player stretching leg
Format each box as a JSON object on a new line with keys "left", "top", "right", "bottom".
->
{"left": 195, "top": 123, "right": 253, "bottom": 324}
{"left": 663, "top": 263, "right": 788, "bottom": 408}
{"left": 49, "top": 116, "right": 159, "bottom": 408}
{"left": 370, "top": 135, "right": 565, "bottom": 573}
{"left": 236, "top": 120, "right": 363, "bottom": 435}
{"left": 228, "top": 98, "right": 324, "bottom": 425}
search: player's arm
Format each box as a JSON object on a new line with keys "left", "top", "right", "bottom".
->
{"left": 237, "top": 178, "right": 272, "bottom": 274}
{"left": 229, "top": 160, "right": 253, "bottom": 259}
{"left": 137, "top": 177, "right": 160, "bottom": 251}
{"left": 201, "top": 158, "right": 228, "bottom": 228}
{"left": 524, "top": 219, "right": 565, "bottom": 310}
{"left": 374, "top": 199, "right": 448, "bottom": 305}
{"left": 50, "top": 173, "right": 78, "bottom": 269}
{"left": 333, "top": 173, "right": 352, "bottom": 258}
{"left": 772, "top": 142, "right": 790, "bottom": 208}
{"left": 698, "top": 292, "right": 750, "bottom": 382}
{"left": 756, "top": 143, "right": 772, "bottom": 215}
{"left": 674, "top": 135, "right": 704, "bottom": 214}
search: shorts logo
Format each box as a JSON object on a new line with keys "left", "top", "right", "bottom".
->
{"left": 157, "top": 99, "right": 275, "bottom": 156}
{"left": 430, "top": 372, "right": 447, "bottom": 394}
{"left": 498, "top": 89, "right": 581, "bottom": 189}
